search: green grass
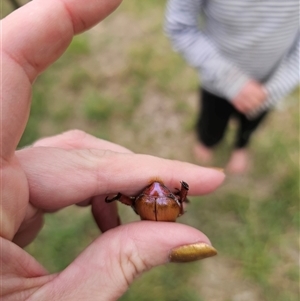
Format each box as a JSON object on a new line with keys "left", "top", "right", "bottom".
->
{"left": 26, "top": 207, "right": 99, "bottom": 273}
{"left": 67, "top": 35, "right": 90, "bottom": 57}
{"left": 83, "top": 90, "right": 115, "bottom": 121}
{"left": 5, "top": 1, "right": 299, "bottom": 300}
{"left": 120, "top": 264, "right": 203, "bottom": 301}
{"left": 18, "top": 75, "right": 51, "bottom": 147}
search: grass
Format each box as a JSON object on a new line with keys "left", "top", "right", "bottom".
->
{"left": 3, "top": 1, "right": 299, "bottom": 300}
{"left": 120, "top": 263, "right": 203, "bottom": 301}
{"left": 26, "top": 207, "right": 99, "bottom": 273}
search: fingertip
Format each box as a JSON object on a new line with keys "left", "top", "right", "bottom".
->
{"left": 3, "top": 0, "right": 123, "bottom": 81}
{"left": 55, "top": 221, "right": 215, "bottom": 300}
{"left": 108, "top": 221, "right": 214, "bottom": 264}
{"left": 91, "top": 196, "right": 120, "bottom": 232}
{"left": 189, "top": 166, "right": 225, "bottom": 195}
{"left": 202, "top": 166, "right": 226, "bottom": 179}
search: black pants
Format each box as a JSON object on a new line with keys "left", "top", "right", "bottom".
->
{"left": 196, "top": 89, "right": 268, "bottom": 149}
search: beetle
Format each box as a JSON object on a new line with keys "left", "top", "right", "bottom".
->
{"left": 105, "top": 180, "right": 189, "bottom": 222}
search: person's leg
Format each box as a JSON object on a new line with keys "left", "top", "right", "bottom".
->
{"left": 194, "top": 88, "right": 233, "bottom": 164}
{"left": 226, "top": 110, "right": 269, "bottom": 174}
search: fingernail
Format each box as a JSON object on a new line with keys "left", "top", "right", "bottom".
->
{"left": 209, "top": 167, "right": 225, "bottom": 173}
{"left": 169, "top": 242, "right": 217, "bottom": 263}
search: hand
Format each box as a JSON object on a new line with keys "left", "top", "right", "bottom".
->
{"left": 232, "top": 80, "right": 267, "bottom": 114}
{"left": 1, "top": 1, "right": 225, "bottom": 300}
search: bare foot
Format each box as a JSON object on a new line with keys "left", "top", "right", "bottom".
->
{"left": 193, "top": 142, "right": 213, "bottom": 165}
{"left": 226, "top": 149, "right": 250, "bottom": 174}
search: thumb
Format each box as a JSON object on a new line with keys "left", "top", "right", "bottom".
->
{"left": 32, "top": 222, "right": 217, "bottom": 300}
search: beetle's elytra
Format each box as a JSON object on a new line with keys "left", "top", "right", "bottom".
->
{"left": 105, "top": 180, "right": 189, "bottom": 222}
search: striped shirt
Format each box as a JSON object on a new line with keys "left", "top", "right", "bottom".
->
{"left": 165, "top": 0, "right": 299, "bottom": 114}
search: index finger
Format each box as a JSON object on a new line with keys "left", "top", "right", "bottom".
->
{"left": 1, "top": 0, "right": 122, "bottom": 159}
{"left": 16, "top": 147, "right": 225, "bottom": 210}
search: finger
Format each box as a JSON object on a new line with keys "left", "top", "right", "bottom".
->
{"left": 32, "top": 130, "right": 130, "bottom": 232}
{"left": 30, "top": 222, "right": 217, "bottom": 300}
{"left": 32, "top": 129, "right": 132, "bottom": 153}
{"left": 3, "top": 0, "right": 122, "bottom": 81}
{"left": 234, "top": 97, "right": 257, "bottom": 114}
{"left": 2, "top": 0, "right": 122, "bottom": 159}
{"left": 241, "top": 101, "right": 255, "bottom": 113}
{"left": 16, "top": 147, "right": 225, "bottom": 211}
{"left": 12, "top": 206, "right": 44, "bottom": 248}
{"left": 233, "top": 100, "right": 248, "bottom": 114}
{"left": 91, "top": 196, "right": 120, "bottom": 232}
{"left": 246, "top": 96, "right": 264, "bottom": 112}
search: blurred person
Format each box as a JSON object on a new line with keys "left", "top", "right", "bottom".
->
{"left": 165, "top": 0, "right": 299, "bottom": 174}
{"left": 1, "top": 0, "right": 225, "bottom": 300}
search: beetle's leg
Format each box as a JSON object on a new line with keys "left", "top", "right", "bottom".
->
{"left": 180, "top": 181, "right": 189, "bottom": 200}
{"left": 175, "top": 181, "right": 189, "bottom": 200}
{"left": 119, "top": 195, "right": 135, "bottom": 206}
{"left": 105, "top": 193, "right": 122, "bottom": 203}
{"left": 178, "top": 181, "right": 189, "bottom": 215}
{"left": 174, "top": 189, "right": 190, "bottom": 202}
{"left": 105, "top": 193, "right": 134, "bottom": 206}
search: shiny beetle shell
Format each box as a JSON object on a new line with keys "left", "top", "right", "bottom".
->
{"left": 105, "top": 180, "right": 189, "bottom": 222}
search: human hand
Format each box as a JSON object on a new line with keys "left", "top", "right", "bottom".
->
{"left": 1, "top": 1, "right": 225, "bottom": 300}
{"left": 232, "top": 80, "right": 267, "bottom": 114}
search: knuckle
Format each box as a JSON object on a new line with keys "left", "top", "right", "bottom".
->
{"left": 118, "top": 234, "right": 152, "bottom": 285}
{"left": 32, "top": 129, "right": 88, "bottom": 147}
{"left": 61, "top": 129, "right": 88, "bottom": 141}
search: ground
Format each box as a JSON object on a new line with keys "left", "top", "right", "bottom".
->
{"left": 3, "top": 1, "right": 300, "bottom": 300}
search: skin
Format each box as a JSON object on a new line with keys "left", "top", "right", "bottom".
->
{"left": 1, "top": 0, "right": 225, "bottom": 300}
{"left": 230, "top": 81, "right": 267, "bottom": 173}
{"left": 232, "top": 80, "right": 267, "bottom": 114}
{"left": 194, "top": 80, "right": 267, "bottom": 166}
